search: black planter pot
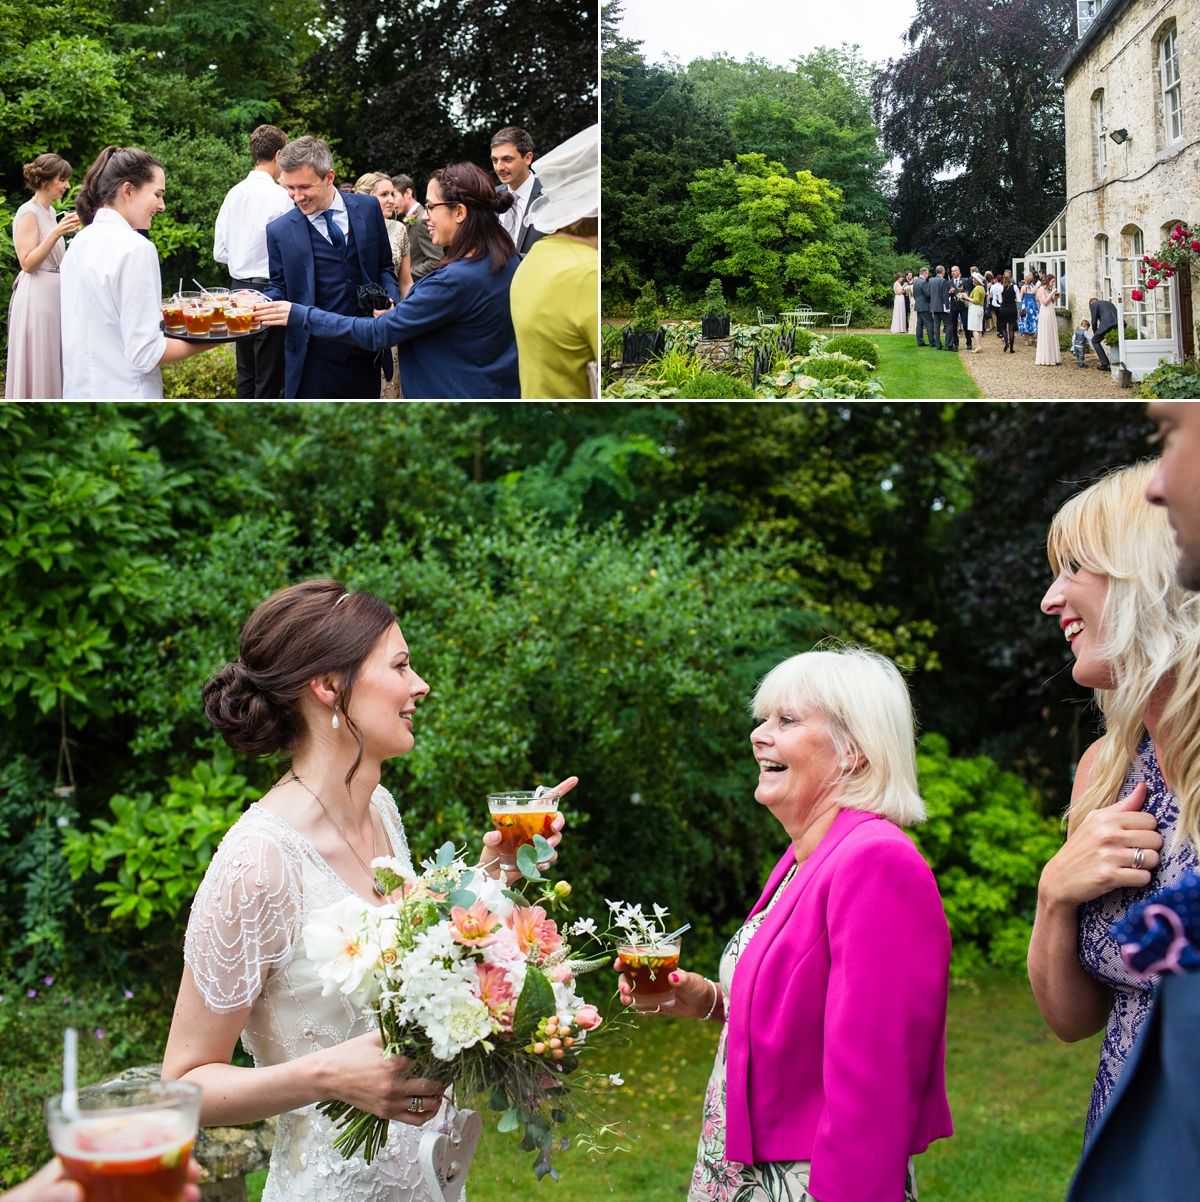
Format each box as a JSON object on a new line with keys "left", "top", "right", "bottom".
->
{"left": 701, "top": 314, "right": 730, "bottom": 339}
{"left": 622, "top": 327, "right": 665, "bottom": 365}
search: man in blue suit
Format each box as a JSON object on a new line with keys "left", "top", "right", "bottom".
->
{"left": 1067, "top": 401, "right": 1200, "bottom": 1202}
{"left": 265, "top": 136, "right": 399, "bottom": 398}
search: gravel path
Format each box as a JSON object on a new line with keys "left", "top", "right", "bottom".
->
{"left": 848, "top": 327, "right": 1132, "bottom": 399}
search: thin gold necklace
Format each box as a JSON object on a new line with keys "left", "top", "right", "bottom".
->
{"left": 289, "top": 769, "right": 386, "bottom": 896}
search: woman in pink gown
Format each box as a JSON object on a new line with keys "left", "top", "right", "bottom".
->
{"left": 890, "top": 274, "right": 908, "bottom": 333}
{"left": 6, "top": 154, "right": 81, "bottom": 399}
{"left": 1035, "top": 276, "right": 1062, "bottom": 366}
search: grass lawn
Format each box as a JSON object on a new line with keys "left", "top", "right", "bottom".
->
{"left": 865, "top": 333, "right": 983, "bottom": 400}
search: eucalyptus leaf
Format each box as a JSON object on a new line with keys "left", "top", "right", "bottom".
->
{"left": 532, "top": 833, "right": 553, "bottom": 860}
{"left": 502, "top": 888, "right": 528, "bottom": 905}
{"left": 435, "top": 841, "right": 455, "bottom": 868}
{"left": 516, "top": 843, "right": 544, "bottom": 881}
{"left": 496, "top": 1108, "right": 520, "bottom": 1133}
{"left": 445, "top": 889, "right": 477, "bottom": 909}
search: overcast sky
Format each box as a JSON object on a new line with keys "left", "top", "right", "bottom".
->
{"left": 617, "top": 0, "right": 917, "bottom": 70}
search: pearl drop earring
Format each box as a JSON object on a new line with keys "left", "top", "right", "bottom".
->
{"left": 332, "top": 705, "right": 340, "bottom": 730}
{"left": 839, "top": 761, "right": 849, "bottom": 770}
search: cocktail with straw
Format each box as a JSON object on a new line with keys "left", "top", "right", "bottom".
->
{"left": 610, "top": 901, "right": 691, "bottom": 1011}
{"left": 46, "top": 1028, "right": 201, "bottom": 1202}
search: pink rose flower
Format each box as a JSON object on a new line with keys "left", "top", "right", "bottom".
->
{"left": 1131, "top": 289, "right": 1144, "bottom": 301}
{"left": 573, "top": 1004, "right": 601, "bottom": 1030}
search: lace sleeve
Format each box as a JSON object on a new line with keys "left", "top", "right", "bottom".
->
{"left": 184, "top": 821, "right": 300, "bottom": 1014}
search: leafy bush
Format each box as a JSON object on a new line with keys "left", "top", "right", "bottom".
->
{"left": 912, "top": 733, "right": 1062, "bottom": 970}
{"left": 63, "top": 754, "right": 259, "bottom": 929}
{"left": 796, "top": 352, "right": 870, "bottom": 382}
{"left": 1057, "top": 327, "right": 1073, "bottom": 353}
{"left": 822, "top": 334, "right": 878, "bottom": 367}
{"left": 161, "top": 342, "right": 239, "bottom": 398}
{"left": 630, "top": 280, "right": 660, "bottom": 335}
{"left": 647, "top": 347, "right": 703, "bottom": 390}
{"left": 678, "top": 371, "right": 754, "bottom": 398}
{"left": 1131, "top": 358, "right": 1200, "bottom": 399}
{"left": 790, "top": 327, "right": 815, "bottom": 357}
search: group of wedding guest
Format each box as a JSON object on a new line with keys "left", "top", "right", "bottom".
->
{"left": 6, "top": 122, "right": 598, "bottom": 401}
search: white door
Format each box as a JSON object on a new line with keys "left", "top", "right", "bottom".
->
{"left": 1116, "top": 261, "right": 1180, "bottom": 381}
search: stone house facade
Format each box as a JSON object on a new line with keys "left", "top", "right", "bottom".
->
{"left": 1054, "top": 0, "right": 1198, "bottom": 375}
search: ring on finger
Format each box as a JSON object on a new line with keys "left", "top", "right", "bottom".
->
{"left": 408, "top": 1096, "right": 423, "bottom": 1114}
{"left": 1132, "top": 846, "right": 1146, "bottom": 871}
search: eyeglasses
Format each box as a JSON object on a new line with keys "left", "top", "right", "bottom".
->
{"left": 424, "top": 201, "right": 455, "bottom": 212}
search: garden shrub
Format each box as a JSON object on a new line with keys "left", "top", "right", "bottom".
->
{"left": 161, "top": 343, "right": 239, "bottom": 398}
{"left": 678, "top": 371, "right": 754, "bottom": 398}
{"left": 630, "top": 280, "right": 661, "bottom": 335}
{"left": 822, "top": 334, "right": 878, "bottom": 367}
{"left": 912, "top": 733, "right": 1062, "bottom": 970}
{"left": 63, "top": 754, "right": 260, "bottom": 929}
{"left": 796, "top": 353, "right": 869, "bottom": 382}
{"left": 1131, "top": 358, "right": 1200, "bottom": 399}
{"left": 789, "top": 327, "right": 815, "bottom": 357}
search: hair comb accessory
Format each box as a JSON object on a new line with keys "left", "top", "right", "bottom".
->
{"left": 335, "top": 593, "right": 351, "bottom": 606}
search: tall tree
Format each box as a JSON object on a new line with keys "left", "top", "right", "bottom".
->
{"left": 307, "top": 0, "right": 596, "bottom": 182}
{"left": 600, "top": 1, "right": 732, "bottom": 298}
{"left": 873, "top": 0, "right": 1073, "bottom": 269}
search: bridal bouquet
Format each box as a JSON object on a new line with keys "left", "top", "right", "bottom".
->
{"left": 302, "top": 837, "right": 614, "bottom": 1180}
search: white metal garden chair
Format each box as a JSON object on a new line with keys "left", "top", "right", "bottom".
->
{"left": 757, "top": 307, "right": 780, "bottom": 328}
{"left": 829, "top": 308, "right": 853, "bottom": 332}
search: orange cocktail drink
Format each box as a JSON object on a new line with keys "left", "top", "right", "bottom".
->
{"left": 487, "top": 789, "right": 559, "bottom": 872}
{"left": 161, "top": 300, "right": 184, "bottom": 331}
{"left": 619, "top": 940, "right": 682, "bottom": 1011}
{"left": 47, "top": 1078, "right": 200, "bottom": 1202}
{"left": 224, "top": 305, "right": 256, "bottom": 333}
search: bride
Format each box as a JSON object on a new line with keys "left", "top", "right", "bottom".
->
{"left": 161, "top": 579, "right": 573, "bottom": 1201}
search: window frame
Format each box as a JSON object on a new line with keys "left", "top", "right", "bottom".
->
{"left": 1094, "top": 90, "right": 1108, "bottom": 177}
{"left": 1161, "top": 28, "right": 1182, "bottom": 145}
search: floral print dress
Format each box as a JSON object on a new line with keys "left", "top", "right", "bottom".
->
{"left": 688, "top": 864, "right": 918, "bottom": 1202}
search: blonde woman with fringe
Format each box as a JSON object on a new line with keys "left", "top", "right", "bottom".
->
{"left": 1029, "top": 460, "right": 1200, "bottom": 1141}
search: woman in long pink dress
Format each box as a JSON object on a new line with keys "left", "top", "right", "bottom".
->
{"left": 6, "top": 154, "right": 81, "bottom": 398}
{"left": 1035, "top": 275, "right": 1062, "bottom": 366}
{"left": 890, "top": 273, "right": 908, "bottom": 333}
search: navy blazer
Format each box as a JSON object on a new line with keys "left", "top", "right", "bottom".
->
{"left": 285, "top": 255, "right": 520, "bottom": 399}
{"left": 264, "top": 193, "right": 400, "bottom": 398}
{"left": 1067, "top": 972, "right": 1200, "bottom": 1202}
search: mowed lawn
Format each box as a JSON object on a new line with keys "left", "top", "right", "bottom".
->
{"left": 465, "top": 974, "right": 1100, "bottom": 1202}
{"left": 865, "top": 332, "right": 983, "bottom": 399}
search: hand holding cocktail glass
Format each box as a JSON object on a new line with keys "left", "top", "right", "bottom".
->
{"left": 479, "top": 774, "right": 575, "bottom": 883}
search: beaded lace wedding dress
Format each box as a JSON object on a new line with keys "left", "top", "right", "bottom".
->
{"left": 184, "top": 786, "right": 441, "bottom": 1202}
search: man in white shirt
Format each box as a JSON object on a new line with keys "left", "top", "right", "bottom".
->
{"left": 490, "top": 126, "right": 543, "bottom": 257}
{"left": 213, "top": 125, "right": 293, "bottom": 397}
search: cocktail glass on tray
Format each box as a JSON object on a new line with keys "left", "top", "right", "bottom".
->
{"left": 487, "top": 787, "right": 559, "bottom": 873}
{"left": 207, "top": 288, "right": 230, "bottom": 331}
{"left": 161, "top": 296, "right": 184, "bottom": 332}
{"left": 619, "top": 937, "right": 682, "bottom": 1011}
{"left": 46, "top": 1077, "right": 201, "bottom": 1202}
{"left": 224, "top": 301, "right": 257, "bottom": 333}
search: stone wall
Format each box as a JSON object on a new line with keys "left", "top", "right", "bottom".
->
{"left": 1062, "top": 0, "right": 1198, "bottom": 348}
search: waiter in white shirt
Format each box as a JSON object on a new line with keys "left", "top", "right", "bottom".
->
{"left": 213, "top": 125, "right": 294, "bottom": 397}
{"left": 490, "top": 126, "right": 544, "bottom": 257}
{"left": 61, "top": 146, "right": 211, "bottom": 398}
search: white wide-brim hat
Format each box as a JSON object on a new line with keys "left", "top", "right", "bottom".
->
{"left": 524, "top": 123, "right": 599, "bottom": 234}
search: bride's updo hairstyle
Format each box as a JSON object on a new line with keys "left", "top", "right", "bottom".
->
{"left": 203, "top": 579, "right": 397, "bottom": 782}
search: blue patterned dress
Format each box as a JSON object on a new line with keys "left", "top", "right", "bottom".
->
{"left": 1018, "top": 285, "right": 1039, "bottom": 335}
{"left": 1077, "top": 734, "right": 1197, "bottom": 1140}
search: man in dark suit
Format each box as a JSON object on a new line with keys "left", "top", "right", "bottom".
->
{"left": 947, "top": 266, "right": 969, "bottom": 351}
{"left": 391, "top": 174, "right": 443, "bottom": 280}
{"left": 928, "top": 266, "right": 952, "bottom": 349}
{"left": 265, "top": 136, "right": 400, "bottom": 398}
{"left": 490, "top": 126, "right": 543, "bottom": 257}
{"left": 912, "top": 268, "right": 934, "bottom": 347}
{"left": 1067, "top": 404, "right": 1200, "bottom": 1202}
{"left": 1088, "top": 296, "right": 1119, "bottom": 371}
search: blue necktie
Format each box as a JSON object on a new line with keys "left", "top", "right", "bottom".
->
{"left": 322, "top": 209, "right": 346, "bottom": 253}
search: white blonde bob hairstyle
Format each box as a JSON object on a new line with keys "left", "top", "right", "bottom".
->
{"left": 751, "top": 645, "right": 926, "bottom": 827}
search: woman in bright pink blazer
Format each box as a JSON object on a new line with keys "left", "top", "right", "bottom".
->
{"left": 619, "top": 647, "right": 953, "bottom": 1202}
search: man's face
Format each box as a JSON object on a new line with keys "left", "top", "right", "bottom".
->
{"left": 1147, "top": 403, "right": 1200, "bottom": 590}
{"left": 280, "top": 164, "right": 336, "bottom": 215}
{"left": 491, "top": 142, "right": 533, "bottom": 189}
{"left": 400, "top": 188, "right": 415, "bottom": 212}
